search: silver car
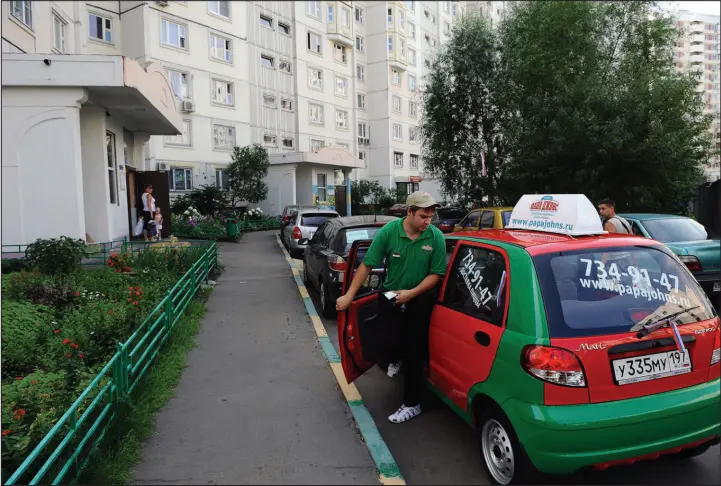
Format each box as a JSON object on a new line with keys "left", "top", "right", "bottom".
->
{"left": 282, "top": 209, "right": 340, "bottom": 258}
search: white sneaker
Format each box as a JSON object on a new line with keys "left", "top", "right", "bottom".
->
{"left": 388, "top": 404, "right": 421, "bottom": 424}
{"left": 387, "top": 361, "right": 402, "bottom": 378}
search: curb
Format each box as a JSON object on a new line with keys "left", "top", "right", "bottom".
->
{"left": 275, "top": 235, "right": 405, "bottom": 485}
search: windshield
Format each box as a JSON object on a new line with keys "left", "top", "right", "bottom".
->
{"left": 301, "top": 213, "right": 338, "bottom": 227}
{"left": 642, "top": 218, "right": 716, "bottom": 243}
{"left": 340, "top": 226, "right": 383, "bottom": 252}
{"left": 533, "top": 246, "right": 716, "bottom": 338}
{"left": 437, "top": 209, "right": 466, "bottom": 219}
{"left": 501, "top": 211, "right": 512, "bottom": 227}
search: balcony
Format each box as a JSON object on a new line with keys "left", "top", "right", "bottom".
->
{"left": 690, "top": 43, "right": 704, "bottom": 54}
{"left": 689, "top": 22, "right": 704, "bottom": 35}
{"left": 327, "top": 2, "right": 354, "bottom": 47}
{"left": 690, "top": 54, "right": 704, "bottom": 64}
{"left": 388, "top": 33, "right": 408, "bottom": 71}
{"left": 690, "top": 33, "right": 705, "bottom": 44}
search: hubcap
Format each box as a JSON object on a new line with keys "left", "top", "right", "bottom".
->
{"left": 481, "top": 419, "right": 515, "bottom": 485}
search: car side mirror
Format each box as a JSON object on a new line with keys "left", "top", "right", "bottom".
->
{"left": 298, "top": 238, "right": 309, "bottom": 246}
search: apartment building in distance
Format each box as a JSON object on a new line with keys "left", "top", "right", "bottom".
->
{"left": 673, "top": 10, "right": 721, "bottom": 181}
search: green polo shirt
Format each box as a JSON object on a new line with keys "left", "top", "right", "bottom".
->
{"left": 362, "top": 218, "right": 446, "bottom": 291}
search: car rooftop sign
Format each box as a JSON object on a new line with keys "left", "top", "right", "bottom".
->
{"left": 505, "top": 194, "right": 606, "bottom": 236}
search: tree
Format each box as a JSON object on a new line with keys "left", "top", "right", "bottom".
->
{"left": 496, "top": 1, "right": 713, "bottom": 212}
{"left": 419, "top": 13, "right": 508, "bottom": 205}
{"left": 226, "top": 144, "right": 270, "bottom": 205}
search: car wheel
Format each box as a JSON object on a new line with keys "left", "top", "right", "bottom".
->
{"left": 319, "top": 278, "right": 336, "bottom": 318}
{"left": 477, "top": 405, "right": 542, "bottom": 485}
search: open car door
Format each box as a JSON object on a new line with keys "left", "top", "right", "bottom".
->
{"left": 337, "top": 240, "right": 387, "bottom": 384}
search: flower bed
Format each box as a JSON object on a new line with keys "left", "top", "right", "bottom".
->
{"left": 1, "top": 241, "right": 215, "bottom": 481}
{"left": 171, "top": 207, "right": 227, "bottom": 241}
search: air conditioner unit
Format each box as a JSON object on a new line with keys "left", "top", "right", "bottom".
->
{"left": 157, "top": 162, "right": 169, "bottom": 171}
{"left": 358, "top": 137, "right": 369, "bottom": 146}
{"left": 181, "top": 100, "right": 195, "bottom": 112}
{"left": 155, "top": 0, "right": 169, "bottom": 6}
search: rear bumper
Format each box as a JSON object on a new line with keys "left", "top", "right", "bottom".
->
{"left": 503, "top": 379, "right": 721, "bottom": 475}
{"left": 287, "top": 238, "right": 307, "bottom": 255}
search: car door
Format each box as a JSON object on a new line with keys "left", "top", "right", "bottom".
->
{"left": 305, "top": 221, "right": 328, "bottom": 287}
{"left": 338, "top": 240, "right": 387, "bottom": 384}
{"left": 479, "top": 210, "right": 495, "bottom": 230}
{"left": 428, "top": 240, "right": 511, "bottom": 411}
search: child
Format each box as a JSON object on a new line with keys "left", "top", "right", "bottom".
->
{"left": 153, "top": 208, "right": 164, "bottom": 241}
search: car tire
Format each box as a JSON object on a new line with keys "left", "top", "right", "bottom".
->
{"left": 477, "top": 404, "right": 543, "bottom": 485}
{"left": 319, "top": 278, "right": 337, "bottom": 318}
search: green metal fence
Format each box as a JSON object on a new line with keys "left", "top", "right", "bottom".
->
{"left": 1, "top": 238, "right": 127, "bottom": 268}
{"left": 3, "top": 241, "right": 218, "bottom": 486}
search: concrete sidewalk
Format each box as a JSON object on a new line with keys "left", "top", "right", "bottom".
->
{"left": 132, "top": 231, "right": 378, "bottom": 485}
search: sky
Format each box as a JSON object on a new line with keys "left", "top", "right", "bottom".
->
{"left": 659, "top": 1, "right": 721, "bottom": 17}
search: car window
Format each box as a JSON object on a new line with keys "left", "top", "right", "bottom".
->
{"left": 465, "top": 211, "right": 480, "bottom": 228}
{"left": 312, "top": 222, "right": 328, "bottom": 246}
{"left": 322, "top": 223, "right": 336, "bottom": 247}
{"left": 438, "top": 209, "right": 466, "bottom": 219}
{"left": 301, "top": 213, "right": 338, "bottom": 227}
{"left": 532, "top": 246, "right": 716, "bottom": 338}
{"left": 480, "top": 211, "right": 495, "bottom": 229}
{"left": 631, "top": 221, "right": 645, "bottom": 237}
{"left": 442, "top": 244, "right": 508, "bottom": 326}
{"left": 642, "top": 218, "right": 716, "bottom": 243}
{"left": 339, "top": 226, "right": 383, "bottom": 252}
{"left": 501, "top": 211, "right": 512, "bottom": 227}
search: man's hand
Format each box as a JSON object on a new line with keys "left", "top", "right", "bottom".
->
{"left": 336, "top": 294, "right": 353, "bottom": 312}
{"left": 394, "top": 289, "right": 415, "bottom": 305}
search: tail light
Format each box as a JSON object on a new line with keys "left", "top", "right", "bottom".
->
{"left": 291, "top": 226, "right": 302, "bottom": 240}
{"left": 680, "top": 255, "right": 702, "bottom": 272}
{"left": 328, "top": 255, "right": 347, "bottom": 273}
{"left": 711, "top": 328, "right": 720, "bottom": 366}
{"left": 521, "top": 345, "right": 587, "bottom": 387}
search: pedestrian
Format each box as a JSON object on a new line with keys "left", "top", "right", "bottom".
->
{"left": 598, "top": 198, "right": 631, "bottom": 234}
{"left": 141, "top": 184, "right": 156, "bottom": 241}
{"left": 154, "top": 207, "right": 164, "bottom": 241}
{"left": 335, "top": 191, "right": 447, "bottom": 424}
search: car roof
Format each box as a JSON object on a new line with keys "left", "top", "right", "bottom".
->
{"left": 619, "top": 213, "right": 688, "bottom": 221}
{"left": 328, "top": 215, "right": 397, "bottom": 229}
{"left": 469, "top": 207, "right": 514, "bottom": 212}
{"left": 450, "top": 229, "right": 659, "bottom": 255}
{"left": 296, "top": 208, "right": 338, "bottom": 215}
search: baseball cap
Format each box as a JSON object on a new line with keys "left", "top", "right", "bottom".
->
{"left": 406, "top": 191, "right": 439, "bottom": 208}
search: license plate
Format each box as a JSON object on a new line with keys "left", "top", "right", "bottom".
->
{"left": 612, "top": 350, "right": 691, "bottom": 385}
{"left": 713, "top": 281, "right": 720, "bottom": 292}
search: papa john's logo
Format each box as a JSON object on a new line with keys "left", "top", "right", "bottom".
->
{"left": 530, "top": 195, "right": 560, "bottom": 212}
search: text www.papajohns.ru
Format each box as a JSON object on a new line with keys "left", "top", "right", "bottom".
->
{"left": 510, "top": 218, "right": 574, "bottom": 231}
{"left": 579, "top": 278, "right": 692, "bottom": 307}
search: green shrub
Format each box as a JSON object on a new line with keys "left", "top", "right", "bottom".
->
{"left": 24, "top": 237, "right": 88, "bottom": 275}
{"left": 1, "top": 302, "right": 55, "bottom": 377}
{"left": 1, "top": 259, "right": 26, "bottom": 274}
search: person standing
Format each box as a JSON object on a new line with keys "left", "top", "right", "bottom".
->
{"left": 141, "top": 184, "right": 156, "bottom": 241}
{"left": 598, "top": 198, "right": 631, "bottom": 234}
{"left": 336, "top": 191, "right": 446, "bottom": 423}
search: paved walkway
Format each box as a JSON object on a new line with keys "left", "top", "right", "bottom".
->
{"left": 133, "top": 231, "right": 378, "bottom": 485}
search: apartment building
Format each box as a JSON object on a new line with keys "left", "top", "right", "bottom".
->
{"left": 674, "top": 10, "right": 721, "bottom": 181}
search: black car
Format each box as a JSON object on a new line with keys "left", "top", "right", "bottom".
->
{"left": 431, "top": 207, "right": 466, "bottom": 233}
{"left": 300, "top": 215, "right": 397, "bottom": 317}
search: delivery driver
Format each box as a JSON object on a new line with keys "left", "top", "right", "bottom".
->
{"left": 335, "top": 191, "right": 447, "bottom": 423}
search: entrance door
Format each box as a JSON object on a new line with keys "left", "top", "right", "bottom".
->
{"left": 135, "top": 171, "right": 172, "bottom": 238}
{"left": 335, "top": 185, "right": 347, "bottom": 216}
{"left": 126, "top": 169, "right": 137, "bottom": 237}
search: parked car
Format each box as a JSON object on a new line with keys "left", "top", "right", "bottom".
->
{"left": 453, "top": 207, "right": 514, "bottom": 233}
{"left": 432, "top": 207, "right": 467, "bottom": 233}
{"left": 300, "top": 215, "right": 397, "bottom": 317}
{"left": 279, "top": 205, "right": 317, "bottom": 239}
{"left": 338, "top": 195, "right": 720, "bottom": 485}
{"left": 621, "top": 214, "right": 720, "bottom": 306}
{"left": 387, "top": 203, "right": 408, "bottom": 217}
{"left": 282, "top": 209, "right": 340, "bottom": 258}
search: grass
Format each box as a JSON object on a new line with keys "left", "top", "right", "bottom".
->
{"left": 79, "top": 288, "right": 212, "bottom": 485}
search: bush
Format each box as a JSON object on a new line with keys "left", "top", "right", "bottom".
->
{"left": 24, "top": 237, "right": 87, "bottom": 275}
{"left": 1, "top": 259, "right": 26, "bottom": 275}
{"left": 170, "top": 185, "right": 229, "bottom": 217}
{"left": 171, "top": 214, "right": 227, "bottom": 241}
{"left": 1, "top": 302, "right": 55, "bottom": 377}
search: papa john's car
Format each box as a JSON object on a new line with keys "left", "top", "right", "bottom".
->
{"left": 338, "top": 194, "right": 720, "bottom": 485}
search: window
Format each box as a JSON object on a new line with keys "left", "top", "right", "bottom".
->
{"left": 215, "top": 169, "right": 229, "bottom": 191}
{"left": 335, "top": 75, "right": 348, "bottom": 97}
{"left": 388, "top": 35, "right": 394, "bottom": 53}
{"left": 392, "top": 69, "right": 401, "bottom": 85}
{"left": 336, "top": 109, "right": 349, "bottom": 129}
{"left": 317, "top": 173, "right": 327, "bottom": 201}
{"left": 388, "top": 8, "right": 393, "bottom": 25}
{"left": 281, "top": 98, "right": 293, "bottom": 111}
{"left": 279, "top": 59, "right": 292, "bottom": 73}
{"left": 311, "top": 139, "right": 326, "bottom": 152}
{"left": 260, "top": 15, "right": 273, "bottom": 29}
{"left": 408, "top": 22, "right": 416, "bottom": 40}
{"left": 342, "top": 7, "right": 351, "bottom": 28}
{"left": 460, "top": 211, "right": 480, "bottom": 229}
{"left": 444, "top": 21, "right": 451, "bottom": 36}
{"left": 208, "top": 0, "right": 230, "bottom": 18}
{"left": 52, "top": 13, "right": 67, "bottom": 53}
{"left": 480, "top": 210, "right": 495, "bottom": 229}
{"left": 394, "top": 152, "right": 404, "bottom": 167}
{"left": 167, "top": 70, "right": 191, "bottom": 100}
{"left": 400, "top": 38, "right": 406, "bottom": 57}
{"left": 279, "top": 22, "right": 291, "bottom": 35}
{"left": 356, "top": 35, "right": 365, "bottom": 52}
{"left": 443, "top": 246, "right": 507, "bottom": 325}
{"left": 409, "top": 101, "right": 417, "bottom": 118}
{"left": 165, "top": 119, "right": 192, "bottom": 146}
{"left": 210, "top": 34, "right": 232, "bottom": 62}
{"left": 307, "top": 31, "right": 322, "bottom": 54}
{"left": 425, "top": 59, "right": 431, "bottom": 68}
{"left": 263, "top": 93, "right": 276, "bottom": 107}
{"left": 359, "top": 151, "right": 368, "bottom": 165}
{"left": 307, "top": 0, "right": 320, "bottom": 19}
{"left": 357, "top": 92, "right": 366, "bottom": 109}
{"left": 260, "top": 54, "right": 274, "bottom": 68}
{"left": 11, "top": 1, "right": 32, "bottom": 28}
{"left": 393, "top": 95, "right": 402, "bottom": 113}
{"left": 334, "top": 43, "right": 348, "bottom": 64}
{"left": 309, "top": 103, "right": 324, "bottom": 125}
{"left": 408, "top": 74, "right": 417, "bottom": 91}
{"left": 162, "top": 19, "right": 187, "bottom": 49}
{"left": 264, "top": 134, "right": 277, "bottom": 146}
{"left": 424, "top": 9, "right": 436, "bottom": 23}
{"left": 355, "top": 6, "right": 364, "bottom": 24}
{"left": 213, "top": 125, "right": 235, "bottom": 151}
{"left": 356, "top": 64, "right": 366, "bottom": 81}
{"left": 399, "top": 9, "right": 405, "bottom": 29}
{"left": 212, "top": 79, "right": 234, "bottom": 105}
{"left": 89, "top": 13, "right": 112, "bottom": 43}
{"left": 393, "top": 123, "right": 403, "bottom": 140}
{"left": 410, "top": 154, "right": 419, "bottom": 169}
{"left": 327, "top": 4, "right": 335, "bottom": 23}
{"left": 444, "top": 1, "right": 450, "bottom": 13}
{"left": 409, "top": 127, "right": 419, "bottom": 143}
{"left": 106, "top": 132, "right": 118, "bottom": 204}
{"left": 170, "top": 168, "right": 193, "bottom": 191}
{"left": 406, "top": 1, "right": 415, "bottom": 11}
{"left": 282, "top": 138, "right": 294, "bottom": 148}
{"left": 408, "top": 48, "right": 417, "bottom": 66}
{"left": 308, "top": 67, "right": 323, "bottom": 89}
{"left": 358, "top": 122, "right": 368, "bottom": 138}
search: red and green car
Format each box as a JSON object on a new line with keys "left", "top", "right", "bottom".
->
{"left": 337, "top": 198, "right": 720, "bottom": 484}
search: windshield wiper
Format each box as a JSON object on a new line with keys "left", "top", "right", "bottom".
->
{"left": 635, "top": 306, "right": 701, "bottom": 338}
